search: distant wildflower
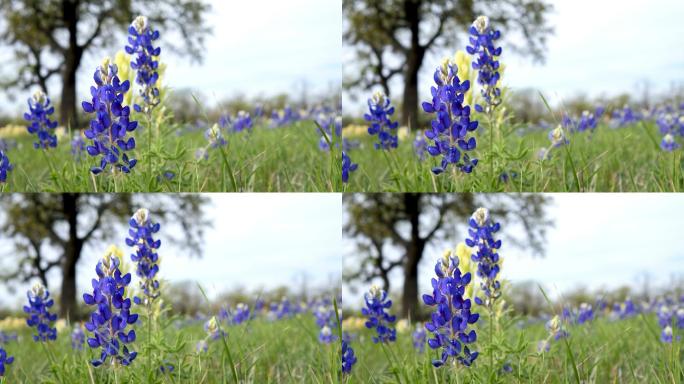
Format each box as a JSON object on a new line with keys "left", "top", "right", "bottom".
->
{"left": 204, "top": 316, "right": 224, "bottom": 340}
{"left": 316, "top": 114, "right": 344, "bottom": 151}
{"left": 24, "top": 90, "right": 58, "bottom": 149}
{"left": 546, "top": 315, "right": 569, "bottom": 340}
{"left": 159, "top": 361, "right": 174, "bottom": 374}
{"left": 125, "top": 16, "right": 161, "bottom": 113}
{"left": 466, "top": 16, "right": 502, "bottom": 113}
{"left": 341, "top": 340, "right": 357, "bottom": 374}
{"left": 0, "top": 149, "right": 12, "bottom": 183}
{"left": 271, "top": 106, "right": 300, "bottom": 127}
{"left": 341, "top": 151, "right": 358, "bottom": 184}
{"left": 219, "top": 114, "right": 232, "bottom": 129}
{"left": 196, "top": 340, "right": 208, "bottom": 353}
{"left": 414, "top": 131, "right": 427, "bottom": 161}
{"left": 422, "top": 249, "right": 479, "bottom": 367}
{"left": 231, "top": 303, "right": 250, "bottom": 325}
{"left": 412, "top": 323, "right": 426, "bottom": 353}
{"left": 319, "top": 326, "right": 335, "bottom": 344}
{"left": 361, "top": 285, "right": 396, "bottom": 343}
{"left": 537, "top": 147, "right": 549, "bottom": 161}
{"left": 82, "top": 247, "right": 139, "bottom": 367}
{"left": 195, "top": 147, "right": 209, "bottom": 161}
{"left": 82, "top": 57, "right": 138, "bottom": 174}
{"left": 577, "top": 303, "right": 594, "bottom": 324}
{"left": 536, "top": 339, "right": 550, "bottom": 353}
{"left": 71, "top": 133, "right": 86, "bottom": 162}
{"left": 205, "top": 123, "right": 226, "bottom": 148}
{"left": 126, "top": 208, "right": 162, "bottom": 306}
{"left": 548, "top": 125, "right": 569, "bottom": 148}
{"left": 0, "top": 347, "right": 13, "bottom": 377}
{"left": 612, "top": 105, "right": 641, "bottom": 127}
{"left": 365, "top": 91, "right": 399, "bottom": 150}
{"left": 422, "top": 58, "right": 479, "bottom": 174}
{"left": 661, "top": 325, "right": 676, "bottom": 343}
{"left": 24, "top": 283, "right": 58, "bottom": 342}
{"left": 656, "top": 113, "right": 676, "bottom": 135}
{"left": 466, "top": 208, "right": 502, "bottom": 306}
{"left": 314, "top": 304, "right": 337, "bottom": 344}
{"left": 232, "top": 111, "right": 253, "bottom": 133}
{"left": 661, "top": 133, "right": 679, "bottom": 151}
{"left": 72, "top": 326, "right": 86, "bottom": 350}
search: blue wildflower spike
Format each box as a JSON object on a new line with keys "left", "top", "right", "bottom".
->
{"left": 467, "top": 208, "right": 503, "bottom": 307}
{"left": 365, "top": 91, "right": 399, "bottom": 150}
{"left": 0, "top": 347, "right": 14, "bottom": 377}
{"left": 466, "top": 16, "right": 503, "bottom": 112}
{"left": 23, "top": 283, "right": 58, "bottom": 342}
{"left": 341, "top": 151, "right": 358, "bottom": 183}
{"left": 82, "top": 57, "right": 138, "bottom": 174}
{"left": 341, "top": 340, "right": 357, "bottom": 374}
{"left": 0, "top": 149, "right": 12, "bottom": 183}
{"left": 422, "top": 58, "right": 479, "bottom": 174}
{"left": 126, "top": 208, "right": 162, "bottom": 306}
{"left": 24, "top": 90, "right": 58, "bottom": 149}
{"left": 126, "top": 16, "right": 161, "bottom": 113}
{"left": 83, "top": 246, "right": 139, "bottom": 367}
{"left": 422, "top": 250, "right": 479, "bottom": 367}
{"left": 361, "top": 285, "right": 396, "bottom": 343}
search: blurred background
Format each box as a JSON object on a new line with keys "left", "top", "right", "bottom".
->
{"left": 343, "top": 193, "right": 684, "bottom": 317}
{"left": 0, "top": 0, "right": 341, "bottom": 127}
{"left": 343, "top": 0, "right": 684, "bottom": 127}
{"left": 0, "top": 193, "right": 342, "bottom": 318}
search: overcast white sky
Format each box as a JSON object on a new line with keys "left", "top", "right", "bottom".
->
{"left": 0, "top": 0, "right": 341, "bottom": 114}
{"left": 0, "top": 193, "right": 342, "bottom": 309}
{"left": 343, "top": 193, "right": 684, "bottom": 308}
{"left": 343, "top": 0, "right": 684, "bottom": 114}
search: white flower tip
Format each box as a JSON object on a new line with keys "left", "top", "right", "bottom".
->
{"left": 371, "top": 91, "right": 386, "bottom": 106}
{"left": 32, "top": 90, "right": 46, "bottom": 105}
{"left": 133, "top": 208, "right": 149, "bottom": 225}
{"left": 132, "top": 16, "right": 148, "bottom": 33}
{"left": 369, "top": 284, "right": 382, "bottom": 298}
{"left": 31, "top": 282, "right": 45, "bottom": 298}
{"left": 473, "top": 15, "right": 489, "bottom": 34}
{"left": 472, "top": 207, "right": 489, "bottom": 227}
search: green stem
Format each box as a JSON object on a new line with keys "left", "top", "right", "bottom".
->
{"left": 146, "top": 112, "right": 153, "bottom": 181}
{"left": 218, "top": 146, "right": 238, "bottom": 191}
{"left": 41, "top": 342, "right": 63, "bottom": 384}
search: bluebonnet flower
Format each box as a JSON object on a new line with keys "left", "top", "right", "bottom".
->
{"left": 82, "top": 247, "right": 139, "bottom": 367}
{"left": 0, "top": 332, "right": 17, "bottom": 344}
{"left": 612, "top": 105, "right": 641, "bottom": 127}
{"left": 232, "top": 111, "right": 253, "bottom": 133}
{"left": 422, "top": 250, "right": 479, "bottom": 367}
{"left": 125, "top": 208, "right": 162, "bottom": 306}
{"left": 125, "top": 16, "right": 161, "bottom": 113}
{"left": 466, "top": 16, "right": 502, "bottom": 113}
{"left": 546, "top": 315, "right": 569, "bottom": 341}
{"left": 71, "top": 133, "right": 86, "bottom": 162}
{"left": 23, "top": 283, "right": 58, "bottom": 342}
{"left": 204, "top": 316, "right": 225, "bottom": 340}
{"left": 577, "top": 303, "right": 594, "bottom": 324}
{"left": 196, "top": 340, "right": 209, "bottom": 353}
{"left": 0, "top": 149, "right": 12, "bottom": 183}
{"left": 82, "top": 57, "right": 138, "bottom": 174}
{"left": 205, "top": 123, "right": 226, "bottom": 148}
{"left": 195, "top": 147, "right": 209, "bottom": 161}
{"left": 656, "top": 305, "right": 681, "bottom": 343}
{"left": 315, "top": 114, "right": 342, "bottom": 151}
{"left": 231, "top": 303, "right": 250, "bottom": 325}
{"left": 536, "top": 339, "right": 550, "bottom": 353}
{"left": 219, "top": 114, "right": 232, "bottom": 129}
{"left": 412, "top": 323, "right": 426, "bottom": 353}
{"left": 72, "top": 326, "right": 86, "bottom": 350}
{"left": 341, "top": 340, "right": 357, "bottom": 374}
{"left": 341, "top": 151, "right": 358, "bottom": 184}
{"left": 159, "top": 362, "right": 175, "bottom": 374}
{"left": 361, "top": 285, "right": 396, "bottom": 343}
{"left": 656, "top": 113, "right": 677, "bottom": 135}
{"left": 548, "top": 125, "right": 569, "bottom": 148}
{"left": 365, "top": 91, "right": 399, "bottom": 150}
{"left": 562, "top": 108, "right": 603, "bottom": 134}
{"left": 271, "top": 297, "right": 295, "bottom": 320}
{"left": 24, "top": 90, "right": 58, "bottom": 149}
{"left": 414, "top": 131, "right": 427, "bottom": 161}
{"left": 0, "top": 347, "right": 13, "bottom": 377}
{"left": 319, "top": 326, "right": 335, "bottom": 344}
{"left": 466, "top": 208, "right": 502, "bottom": 306}
{"left": 617, "top": 299, "right": 637, "bottom": 319}
{"left": 271, "top": 106, "right": 300, "bottom": 127}
{"left": 314, "top": 304, "right": 337, "bottom": 344}
{"left": 422, "top": 58, "right": 479, "bottom": 174}
{"left": 661, "top": 133, "right": 680, "bottom": 151}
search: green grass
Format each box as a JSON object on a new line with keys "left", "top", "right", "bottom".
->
{"left": 0, "top": 312, "right": 340, "bottom": 383}
{"left": 342, "top": 121, "right": 683, "bottom": 192}
{"left": 343, "top": 312, "right": 683, "bottom": 383}
{"left": 1, "top": 119, "right": 341, "bottom": 192}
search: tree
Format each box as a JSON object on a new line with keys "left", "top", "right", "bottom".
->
{"left": 343, "top": 193, "right": 553, "bottom": 318}
{"left": 343, "top": 0, "right": 553, "bottom": 128}
{"left": 0, "top": 0, "right": 211, "bottom": 126}
{"left": 0, "top": 193, "right": 210, "bottom": 318}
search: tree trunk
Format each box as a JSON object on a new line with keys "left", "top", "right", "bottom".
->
{"left": 59, "top": 1, "right": 81, "bottom": 127}
{"left": 60, "top": 193, "right": 83, "bottom": 319}
{"left": 401, "top": 0, "right": 424, "bottom": 130}
{"left": 401, "top": 193, "right": 425, "bottom": 318}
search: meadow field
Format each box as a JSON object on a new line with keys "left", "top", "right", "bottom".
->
{"left": 341, "top": 116, "right": 682, "bottom": 192}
